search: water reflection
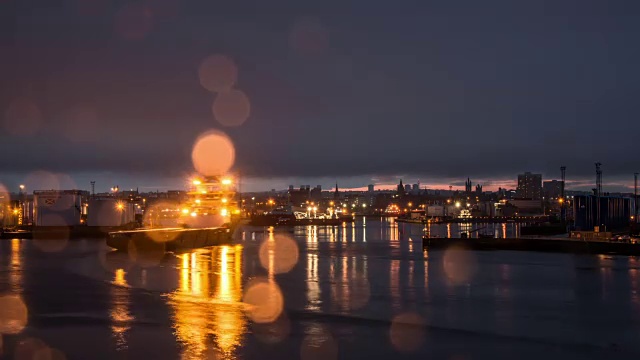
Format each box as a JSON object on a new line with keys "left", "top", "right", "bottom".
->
{"left": 11, "top": 239, "right": 22, "bottom": 293}
{"left": 110, "top": 269, "right": 132, "bottom": 350}
{"left": 168, "top": 246, "right": 246, "bottom": 359}
{"left": 306, "top": 253, "right": 321, "bottom": 312}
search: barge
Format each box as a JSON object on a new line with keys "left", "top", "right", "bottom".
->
{"left": 422, "top": 236, "right": 640, "bottom": 256}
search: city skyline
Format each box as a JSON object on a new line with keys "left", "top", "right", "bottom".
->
{"left": 2, "top": 0, "right": 640, "bottom": 194}
{"left": 1, "top": 171, "right": 637, "bottom": 194}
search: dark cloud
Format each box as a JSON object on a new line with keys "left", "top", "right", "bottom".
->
{"left": 2, "top": 0, "right": 640, "bottom": 191}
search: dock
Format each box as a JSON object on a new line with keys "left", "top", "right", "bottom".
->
{"left": 422, "top": 236, "right": 640, "bottom": 256}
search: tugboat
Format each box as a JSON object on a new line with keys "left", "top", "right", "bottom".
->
{"left": 107, "top": 175, "right": 241, "bottom": 252}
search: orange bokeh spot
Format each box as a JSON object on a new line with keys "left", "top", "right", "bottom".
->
{"left": 442, "top": 245, "right": 477, "bottom": 284}
{"left": 191, "top": 130, "right": 235, "bottom": 176}
{"left": 259, "top": 234, "right": 299, "bottom": 274}
{"left": 212, "top": 89, "right": 251, "bottom": 127}
{"left": 0, "top": 294, "right": 28, "bottom": 334}
{"left": 243, "top": 278, "right": 283, "bottom": 324}
{"left": 198, "top": 55, "right": 238, "bottom": 93}
{"left": 389, "top": 312, "right": 425, "bottom": 352}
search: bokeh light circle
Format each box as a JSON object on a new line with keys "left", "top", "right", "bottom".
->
{"left": 0, "top": 184, "right": 9, "bottom": 213}
{"left": 258, "top": 234, "right": 299, "bottom": 274}
{"left": 191, "top": 130, "right": 235, "bottom": 176}
{"left": 389, "top": 312, "right": 425, "bottom": 352}
{"left": 442, "top": 245, "right": 477, "bottom": 284}
{"left": 243, "top": 278, "right": 283, "bottom": 323}
{"left": 0, "top": 294, "right": 28, "bottom": 334}
{"left": 34, "top": 347, "right": 66, "bottom": 360}
{"left": 198, "top": 55, "right": 238, "bottom": 93}
{"left": 14, "top": 338, "right": 48, "bottom": 360}
{"left": 212, "top": 89, "right": 251, "bottom": 127}
{"left": 23, "top": 170, "right": 79, "bottom": 193}
{"left": 300, "top": 327, "right": 338, "bottom": 360}
{"left": 4, "top": 97, "right": 41, "bottom": 136}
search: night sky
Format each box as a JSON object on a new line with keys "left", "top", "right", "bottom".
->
{"left": 1, "top": 0, "right": 640, "bottom": 192}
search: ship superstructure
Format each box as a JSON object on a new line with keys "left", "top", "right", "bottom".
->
{"left": 178, "top": 176, "right": 239, "bottom": 228}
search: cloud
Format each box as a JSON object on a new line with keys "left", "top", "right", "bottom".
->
{"left": 1, "top": 0, "right": 640, "bottom": 191}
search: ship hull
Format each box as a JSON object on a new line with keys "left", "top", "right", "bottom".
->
{"left": 107, "top": 227, "right": 233, "bottom": 253}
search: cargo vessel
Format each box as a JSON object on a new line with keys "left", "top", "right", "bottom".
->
{"left": 106, "top": 175, "right": 240, "bottom": 252}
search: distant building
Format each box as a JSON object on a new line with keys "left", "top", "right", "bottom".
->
{"left": 475, "top": 184, "right": 483, "bottom": 195}
{"left": 543, "top": 180, "right": 563, "bottom": 200}
{"left": 289, "top": 186, "right": 310, "bottom": 206}
{"left": 397, "top": 180, "right": 406, "bottom": 197}
{"left": 404, "top": 184, "right": 411, "bottom": 192}
{"left": 368, "top": 184, "right": 374, "bottom": 192}
{"left": 573, "top": 195, "right": 632, "bottom": 230}
{"left": 465, "top": 178, "right": 472, "bottom": 193}
{"left": 310, "top": 185, "right": 322, "bottom": 201}
{"left": 508, "top": 199, "right": 543, "bottom": 215}
{"left": 517, "top": 172, "right": 542, "bottom": 200}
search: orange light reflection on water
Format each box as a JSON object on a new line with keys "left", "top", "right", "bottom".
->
{"left": 10, "top": 239, "right": 22, "bottom": 293}
{"left": 110, "top": 268, "right": 132, "bottom": 351}
{"left": 169, "top": 246, "right": 246, "bottom": 359}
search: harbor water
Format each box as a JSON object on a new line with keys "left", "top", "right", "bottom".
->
{"left": 1, "top": 218, "right": 639, "bottom": 359}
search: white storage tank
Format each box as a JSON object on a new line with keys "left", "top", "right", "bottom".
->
{"left": 87, "top": 198, "right": 135, "bottom": 227}
{"left": 34, "top": 190, "right": 86, "bottom": 226}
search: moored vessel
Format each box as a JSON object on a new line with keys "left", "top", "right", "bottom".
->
{"left": 107, "top": 175, "right": 240, "bottom": 252}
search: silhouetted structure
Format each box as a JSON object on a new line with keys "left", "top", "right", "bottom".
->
{"left": 397, "top": 179, "right": 406, "bottom": 197}
{"left": 574, "top": 195, "right": 631, "bottom": 231}
{"left": 465, "top": 178, "right": 472, "bottom": 193}
{"left": 517, "top": 172, "right": 542, "bottom": 200}
{"left": 543, "top": 180, "right": 562, "bottom": 200}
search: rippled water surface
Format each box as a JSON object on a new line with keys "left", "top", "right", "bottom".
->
{"left": 1, "top": 218, "right": 640, "bottom": 359}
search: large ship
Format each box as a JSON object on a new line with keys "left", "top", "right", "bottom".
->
{"left": 177, "top": 176, "right": 240, "bottom": 228}
{"left": 107, "top": 175, "right": 241, "bottom": 252}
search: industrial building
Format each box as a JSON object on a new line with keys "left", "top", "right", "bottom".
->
{"left": 33, "top": 190, "right": 88, "bottom": 226}
{"left": 87, "top": 198, "right": 135, "bottom": 227}
{"left": 517, "top": 172, "right": 542, "bottom": 200}
{"left": 573, "top": 195, "right": 632, "bottom": 231}
{"left": 543, "top": 180, "right": 563, "bottom": 200}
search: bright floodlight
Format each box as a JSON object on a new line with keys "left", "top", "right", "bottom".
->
{"left": 222, "top": 178, "right": 232, "bottom": 185}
